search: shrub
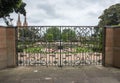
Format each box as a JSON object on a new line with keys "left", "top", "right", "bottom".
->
{"left": 24, "top": 47, "right": 42, "bottom": 53}
{"left": 76, "top": 47, "right": 92, "bottom": 53}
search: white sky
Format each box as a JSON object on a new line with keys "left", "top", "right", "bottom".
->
{"left": 0, "top": 0, "right": 120, "bottom": 26}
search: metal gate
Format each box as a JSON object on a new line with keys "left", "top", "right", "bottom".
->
{"left": 17, "top": 26, "right": 103, "bottom": 67}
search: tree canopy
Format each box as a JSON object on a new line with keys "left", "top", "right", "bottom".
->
{"left": 98, "top": 3, "right": 120, "bottom": 27}
{"left": 44, "top": 27, "right": 60, "bottom": 42}
{"left": 44, "top": 27, "right": 76, "bottom": 42}
{"left": 19, "top": 28, "right": 39, "bottom": 43}
{"left": 62, "top": 29, "right": 76, "bottom": 42}
{"left": 0, "top": 0, "right": 26, "bottom": 26}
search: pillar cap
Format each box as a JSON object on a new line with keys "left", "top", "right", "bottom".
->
{"left": 105, "top": 26, "right": 120, "bottom": 28}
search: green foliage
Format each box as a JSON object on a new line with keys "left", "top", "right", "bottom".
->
{"left": 98, "top": 3, "right": 120, "bottom": 27}
{"left": 19, "top": 28, "right": 39, "bottom": 42}
{"left": 45, "top": 27, "right": 60, "bottom": 42}
{"left": 76, "top": 47, "right": 92, "bottom": 53}
{"left": 17, "top": 46, "right": 24, "bottom": 52}
{"left": 18, "top": 28, "right": 40, "bottom": 52}
{"left": 62, "top": 29, "right": 76, "bottom": 42}
{"left": 0, "top": 0, "right": 26, "bottom": 26}
{"left": 92, "top": 46, "right": 102, "bottom": 53}
{"left": 91, "top": 27, "right": 103, "bottom": 52}
{"left": 46, "top": 34, "right": 53, "bottom": 42}
{"left": 24, "top": 47, "right": 42, "bottom": 53}
{"left": 44, "top": 27, "right": 77, "bottom": 42}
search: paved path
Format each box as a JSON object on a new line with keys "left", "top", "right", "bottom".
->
{"left": 0, "top": 66, "right": 120, "bottom": 83}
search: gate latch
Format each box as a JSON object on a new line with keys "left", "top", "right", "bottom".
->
{"left": 58, "top": 46, "right": 63, "bottom": 49}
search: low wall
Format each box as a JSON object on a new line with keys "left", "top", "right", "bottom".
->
{"left": 105, "top": 26, "right": 120, "bottom": 68}
{"left": 0, "top": 26, "right": 16, "bottom": 69}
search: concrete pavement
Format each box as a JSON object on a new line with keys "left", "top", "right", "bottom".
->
{"left": 0, "top": 66, "right": 120, "bottom": 83}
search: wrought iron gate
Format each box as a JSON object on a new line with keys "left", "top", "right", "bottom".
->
{"left": 17, "top": 26, "right": 103, "bottom": 67}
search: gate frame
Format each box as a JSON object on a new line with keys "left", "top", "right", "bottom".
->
{"left": 16, "top": 26, "right": 104, "bottom": 67}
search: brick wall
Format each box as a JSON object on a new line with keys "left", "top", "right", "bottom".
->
{"left": 0, "top": 26, "right": 16, "bottom": 69}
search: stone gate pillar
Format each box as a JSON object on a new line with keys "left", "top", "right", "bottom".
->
{"left": 105, "top": 26, "right": 120, "bottom": 68}
{"left": 0, "top": 26, "right": 16, "bottom": 69}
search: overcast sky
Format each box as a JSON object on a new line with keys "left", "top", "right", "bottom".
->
{"left": 0, "top": 0, "right": 120, "bottom": 26}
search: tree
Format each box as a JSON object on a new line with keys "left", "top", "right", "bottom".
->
{"left": 62, "top": 29, "right": 76, "bottom": 42}
{"left": 18, "top": 28, "right": 40, "bottom": 52}
{"left": 46, "top": 34, "right": 53, "bottom": 42}
{"left": 98, "top": 3, "right": 120, "bottom": 27}
{"left": 98, "top": 4, "right": 120, "bottom": 52}
{"left": 44, "top": 27, "right": 60, "bottom": 42}
{"left": 19, "top": 28, "right": 39, "bottom": 43}
{"left": 91, "top": 27, "right": 103, "bottom": 52}
{"left": 0, "top": 0, "right": 26, "bottom": 26}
